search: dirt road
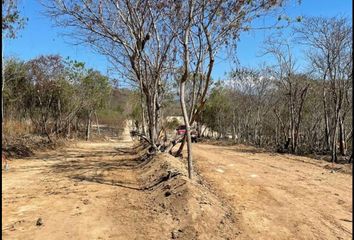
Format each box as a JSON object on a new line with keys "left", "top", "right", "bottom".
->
{"left": 2, "top": 124, "right": 183, "bottom": 240}
{"left": 193, "top": 143, "right": 352, "bottom": 240}
{"left": 2, "top": 134, "right": 352, "bottom": 239}
{"left": 2, "top": 127, "right": 238, "bottom": 240}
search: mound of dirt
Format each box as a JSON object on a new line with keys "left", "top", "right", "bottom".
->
{"left": 2, "top": 138, "right": 239, "bottom": 239}
{"left": 137, "top": 152, "right": 239, "bottom": 239}
{"left": 2, "top": 135, "right": 64, "bottom": 159}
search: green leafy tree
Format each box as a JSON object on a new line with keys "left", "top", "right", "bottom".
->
{"left": 80, "top": 69, "right": 111, "bottom": 140}
{"left": 201, "top": 82, "right": 232, "bottom": 138}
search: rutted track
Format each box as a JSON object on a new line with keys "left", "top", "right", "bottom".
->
{"left": 2, "top": 129, "right": 238, "bottom": 239}
{"left": 2, "top": 140, "right": 170, "bottom": 240}
{"left": 193, "top": 143, "right": 352, "bottom": 240}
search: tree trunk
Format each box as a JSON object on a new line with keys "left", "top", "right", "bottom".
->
{"left": 141, "top": 105, "right": 146, "bottom": 136}
{"left": 289, "top": 89, "right": 295, "bottom": 153}
{"left": 154, "top": 98, "right": 162, "bottom": 146}
{"left": 255, "top": 107, "right": 261, "bottom": 146}
{"left": 180, "top": 81, "right": 193, "bottom": 179}
{"left": 238, "top": 117, "right": 241, "bottom": 143}
{"left": 331, "top": 123, "right": 338, "bottom": 163}
{"left": 331, "top": 107, "right": 340, "bottom": 163}
{"left": 338, "top": 115, "right": 346, "bottom": 156}
{"left": 75, "top": 117, "right": 79, "bottom": 137}
{"left": 67, "top": 121, "right": 71, "bottom": 138}
{"left": 232, "top": 124, "right": 237, "bottom": 143}
{"left": 139, "top": 80, "right": 147, "bottom": 136}
{"left": 145, "top": 94, "right": 157, "bottom": 148}
{"left": 44, "top": 121, "right": 52, "bottom": 143}
{"left": 86, "top": 111, "right": 92, "bottom": 141}
{"left": 95, "top": 111, "right": 100, "bottom": 135}
{"left": 323, "top": 88, "right": 331, "bottom": 151}
{"left": 232, "top": 111, "right": 236, "bottom": 143}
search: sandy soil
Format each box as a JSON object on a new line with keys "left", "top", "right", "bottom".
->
{"left": 2, "top": 126, "right": 352, "bottom": 240}
{"left": 192, "top": 143, "right": 352, "bottom": 240}
{"left": 2, "top": 137, "right": 165, "bottom": 239}
{"left": 2, "top": 127, "right": 237, "bottom": 240}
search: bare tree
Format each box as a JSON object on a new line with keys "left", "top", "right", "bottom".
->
{"left": 262, "top": 35, "right": 310, "bottom": 153}
{"left": 44, "top": 0, "right": 294, "bottom": 178}
{"left": 295, "top": 16, "right": 352, "bottom": 162}
{"left": 169, "top": 0, "right": 288, "bottom": 178}
{"left": 44, "top": 0, "right": 177, "bottom": 149}
{"left": 197, "top": 17, "right": 351, "bottom": 162}
{"left": 228, "top": 67, "right": 273, "bottom": 146}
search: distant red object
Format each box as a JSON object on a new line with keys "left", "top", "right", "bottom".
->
{"left": 176, "top": 125, "right": 187, "bottom": 135}
{"left": 176, "top": 125, "right": 199, "bottom": 143}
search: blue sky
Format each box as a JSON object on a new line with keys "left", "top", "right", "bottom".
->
{"left": 3, "top": 0, "right": 353, "bottom": 85}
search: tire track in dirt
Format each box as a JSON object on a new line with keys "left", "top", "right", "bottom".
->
{"left": 2, "top": 129, "right": 240, "bottom": 240}
{"left": 193, "top": 143, "right": 352, "bottom": 240}
{"left": 2, "top": 140, "right": 173, "bottom": 240}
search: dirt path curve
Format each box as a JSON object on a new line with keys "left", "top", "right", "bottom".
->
{"left": 2, "top": 127, "right": 172, "bottom": 239}
{"left": 193, "top": 143, "right": 352, "bottom": 240}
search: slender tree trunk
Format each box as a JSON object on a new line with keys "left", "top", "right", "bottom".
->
{"left": 75, "top": 117, "right": 79, "bottom": 137}
{"left": 139, "top": 81, "right": 147, "bottom": 136}
{"left": 331, "top": 124, "right": 338, "bottom": 163}
{"left": 86, "top": 111, "right": 92, "bottom": 141}
{"left": 338, "top": 115, "right": 346, "bottom": 156}
{"left": 67, "top": 121, "right": 71, "bottom": 138}
{"left": 331, "top": 106, "right": 340, "bottom": 163}
{"left": 232, "top": 111, "right": 236, "bottom": 143}
{"left": 289, "top": 90, "right": 295, "bottom": 153}
{"left": 232, "top": 125, "right": 237, "bottom": 143}
{"left": 201, "top": 126, "right": 206, "bottom": 137}
{"left": 147, "top": 94, "right": 158, "bottom": 149}
{"left": 238, "top": 117, "right": 241, "bottom": 143}
{"left": 154, "top": 91, "right": 162, "bottom": 146}
{"left": 323, "top": 88, "right": 331, "bottom": 151}
{"left": 95, "top": 111, "right": 100, "bottom": 135}
{"left": 255, "top": 107, "right": 261, "bottom": 145}
{"left": 44, "top": 121, "right": 52, "bottom": 143}
{"left": 141, "top": 104, "right": 146, "bottom": 136}
{"left": 180, "top": 81, "right": 193, "bottom": 179}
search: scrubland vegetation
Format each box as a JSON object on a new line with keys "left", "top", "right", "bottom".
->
{"left": 2, "top": 1, "right": 352, "bottom": 239}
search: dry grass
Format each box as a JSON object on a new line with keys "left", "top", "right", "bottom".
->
{"left": 3, "top": 120, "right": 34, "bottom": 138}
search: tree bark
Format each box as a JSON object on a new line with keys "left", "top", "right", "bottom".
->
{"left": 338, "top": 115, "right": 346, "bottom": 156}
{"left": 232, "top": 112, "right": 237, "bottom": 143}
{"left": 323, "top": 88, "right": 331, "bottom": 151}
{"left": 95, "top": 111, "right": 100, "bottom": 135}
{"left": 67, "top": 121, "right": 71, "bottom": 138}
{"left": 86, "top": 111, "right": 92, "bottom": 141}
{"left": 139, "top": 80, "right": 147, "bottom": 136}
{"left": 180, "top": 80, "right": 193, "bottom": 179}
{"left": 331, "top": 105, "right": 340, "bottom": 163}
